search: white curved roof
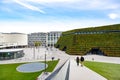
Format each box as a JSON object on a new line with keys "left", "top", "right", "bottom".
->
{"left": 0, "top": 49, "right": 23, "bottom": 52}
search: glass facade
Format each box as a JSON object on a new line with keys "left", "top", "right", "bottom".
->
{"left": 0, "top": 50, "right": 24, "bottom": 60}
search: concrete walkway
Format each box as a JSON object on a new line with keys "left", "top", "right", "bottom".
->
{"left": 40, "top": 59, "right": 107, "bottom": 80}
{"left": 69, "top": 59, "right": 107, "bottom": 80}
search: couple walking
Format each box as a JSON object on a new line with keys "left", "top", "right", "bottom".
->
{"left": 76, "top": 56, "right": 84, "bottom": 67}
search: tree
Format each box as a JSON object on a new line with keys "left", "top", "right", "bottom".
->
{"left": 34, "top": 41, "right": 41, "bottom": 48}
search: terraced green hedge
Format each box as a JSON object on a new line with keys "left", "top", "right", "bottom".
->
{"left": 55, "top": 24, "right": 120, "bottom": 56}
{"left": 63, "top": 24, "right": 120, "bottom": 34}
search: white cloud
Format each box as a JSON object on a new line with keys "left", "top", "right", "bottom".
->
{"left": 13, "top": 0, "right": 45, "bottom": 14}
{"left": 28, "top": 0, "right": 120, "bottom": 10}
{"left": 3, "top": 0, "right": 120, "bottom": 14}
{"left": 12, "top": 0, "right": 120, "bottom": 11}
{"left": 108, "top": 13, "right": 119, "bottom": 19}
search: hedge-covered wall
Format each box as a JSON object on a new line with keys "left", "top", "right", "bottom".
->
{"left": 55, "top": 24, "right": 120, "bottom": 57}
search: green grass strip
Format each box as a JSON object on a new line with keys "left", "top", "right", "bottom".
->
{"left": 84, "top": 61, "right": 120, "bottom": 80}
{"left": 0, "top": 60, "right": 58, "bottom": 80}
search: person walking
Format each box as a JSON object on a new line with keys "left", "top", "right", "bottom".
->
{"left": 80, "top": 56, "right": 84, "bottom": 67}
{"left": 76, "top": 56, "right": 80, "bottom": 66}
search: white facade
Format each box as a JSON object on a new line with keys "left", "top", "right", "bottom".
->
{"left": 0, "top": 33, "right": 28, "bottom": 48}
{"left": 46, "top": 32, "right": 62, "bottom": 46}
{"left": 28, "top": 33, "right": 46, "bottom": 46}
{"left": 28, "top": 32, "right": 62, "bottom": 47}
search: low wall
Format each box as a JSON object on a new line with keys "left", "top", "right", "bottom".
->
{"left": 45, "top": 59, "right": 70, "bottom": 80}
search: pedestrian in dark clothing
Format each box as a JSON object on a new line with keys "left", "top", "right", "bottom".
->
{"left": 80, "top": 56, "right": 84, "bottom": 67}
{"left": 52, "top": 57, "right": 54, "bottom": 61}
{"left": 76, "top": 57, "right": 80, "bottom": 66}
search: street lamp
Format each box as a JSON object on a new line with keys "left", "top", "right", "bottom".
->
{"left": 44, "top": 50, "right": 48, "bottom": 75}
{"left": 44, "top": 51, "right": 46, "bottom": 73}
{"left": 33, "top": 46, "right": 35, "bottom": 59}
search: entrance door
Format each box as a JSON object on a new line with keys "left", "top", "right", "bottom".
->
{"left": 88, "top": 48, "right": 104, "bottom": 55}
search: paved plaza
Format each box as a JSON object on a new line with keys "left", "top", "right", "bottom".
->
{"left": 0, "top": 47, "right": 120, "bottom": 80}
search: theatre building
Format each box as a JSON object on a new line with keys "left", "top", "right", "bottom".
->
{"left": 0, "top": 33, "right": 28, "bottom": 60}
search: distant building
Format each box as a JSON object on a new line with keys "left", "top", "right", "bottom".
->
{"left": 46, "top": 32, "right": 62, "bottom": 46}
{"left": 28, "top": 32, "right": 46, "bottom": 46}
{"left": 0, "top": 33, "right": 28, "bottom": 48}
{"left": 28, "top": 31, "right": 62, "bottom": 47}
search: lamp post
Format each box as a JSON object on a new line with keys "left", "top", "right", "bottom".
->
{"left": 33, "top": 46, "right": 35, "bottom": 59}
{"left": 44, "top": 51, "right": 47, "bottom": 74}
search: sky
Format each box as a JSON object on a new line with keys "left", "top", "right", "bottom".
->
{"left": 0, "top": 0, "right": 120, "bottom": 33}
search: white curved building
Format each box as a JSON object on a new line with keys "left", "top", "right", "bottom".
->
{"left": 0, "top": 33, "right": 28, "bottom": 48}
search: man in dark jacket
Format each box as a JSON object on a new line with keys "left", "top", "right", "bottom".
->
{"left": 80, "top": 56, "right": 84, "bottom": 67}
{"left": 76, "top": 56, "right": 80, "bottom": 66}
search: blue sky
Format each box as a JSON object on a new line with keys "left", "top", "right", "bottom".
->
{"left": 0, "top": 0, "right": 120, "bottom": 33}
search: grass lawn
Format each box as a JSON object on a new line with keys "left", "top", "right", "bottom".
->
{"left": 0, "top": 60, "right": 59, "bottom": 80}
{"left": 84, "top": 61, "right": 120, "bottom": 80}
